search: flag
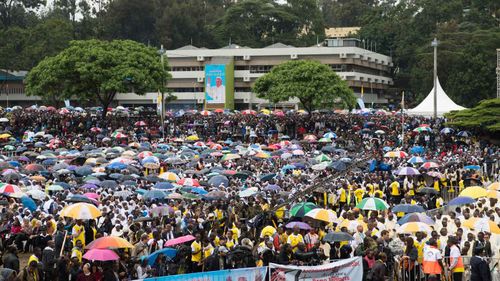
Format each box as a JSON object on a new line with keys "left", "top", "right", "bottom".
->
{"left": 401, "top": 91, "right": 405, "bottom": 110}
{"left": 157, "top": 91, "right": 162, "bottom": 116}
{"left": 361, "top": 85, "right": 364, "bottom": 98}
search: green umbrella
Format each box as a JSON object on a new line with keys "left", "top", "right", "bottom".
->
{"left": 290, "top": 202, "right": 319, "bottom": 217}
{"left": 315, "top": 154, "right": 331, "bottom": 163}
{"left": 181, "top": 192, "right": 200, "bottom": 200}
{"left": 356, "top": 197, "right": 389, "bottom": 211}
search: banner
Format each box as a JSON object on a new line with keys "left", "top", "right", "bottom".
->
{"left": 138, "top": 266, "right": 267, "bottom": 281}
{"left": 269, "top": 257, "right": 363, "bottom": 281}
{"left": 205, "top": 64, "right": 226, "bottom": 104}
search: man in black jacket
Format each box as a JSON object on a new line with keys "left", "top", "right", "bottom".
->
{"left": 1, "top": 245, "right": 19, "bottom": 273}
{"left": 473, "top": 232, "right": 493, "bottom": 257}
{"left": 470, "top": 246, "right": 491, "bottom": 281}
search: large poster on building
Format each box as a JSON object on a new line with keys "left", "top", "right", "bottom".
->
{"left": 205, "top": 64, "right": 226, "bottom": 104}
{"left": 269, "top": 257, "right": 363, "bottom": 281}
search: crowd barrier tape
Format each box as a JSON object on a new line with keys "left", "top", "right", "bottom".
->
{"left": 269, "top": 257, "right": 363, "bottom": 281}
{"left": 137, "top": 266, "right": 267, "bottom": 281}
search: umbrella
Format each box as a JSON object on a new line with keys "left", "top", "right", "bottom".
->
{"left": 290, "top": 202, "right": 319, "bottom": 217}
{"left": 221, "top": 153, "right": 240, "bottom": 161}
{"left": 164, "top": 235, "right": 196, "bottom": 247}
{"left": 260, "top": 173, "right": 276, "bottom": 182}
{"left": 85, "top": 236, "right": 134, "bottom": 249}
{"left": 407, "top": 156, "right": 426, "bottom": 164}
{"left": 143, "top": 190, "right": 168, "bottom": 201}
{"left": 66, "top": 195, "right": 97, "bottom": 205}
{"left": 146, "top": 248, "right": 177, "bottom": 265}
{"left": 473, "top": 219, "right": 500, "bottom": 234}
{"left": 448, "top": 196, "right": 475, "bottom": 206}
{"left": 356, "top": 197, "right": 389, "bottom": 211}
{"left": 208, "top": 175, "right": 229, "bottom": 187}
{"left": 75, "top": 166, "right": 93, "bottom": 176}
{"left": 177, "top": 178, "right": 200, "bottom": 187}
{"left": 384, "top": 151, "right": 408, "bottom": 158}
{"left": 459, "top": 186, "right": 488, "bottom": 199}
{"left": 158, "top": 172, "right": 180, "bottom": 182}
{"left": 440, "top": 128, "right": 454, "bottom": 134}
{"left": 374, "top": 130, "right": 385, "bottom": 135}
{"left": 398, "top": 222, "right": 432, "bottom": 233}
{"left": 315, "top": 154, "right": 331, "bottom": 163}
{"left": 239, "top": 187, "right": 258, "bottom": 197}
{"left": 60, "top": 203, "right": 102, "bottom": 220}
{"left": 416, "top": 187, "right": 439, "bottom": 195}
{"left": 396, "top": 167, "right": 420, "bottom": 176}
{"left": 420, "top": 162, "right": 439, "bottom": 169}
{"left": 464, "top": 165, "right": 480, "bottom": 170}
{"left": 323, "top": 232, "right": 353, "bottom": 242}
{"left": 153, "top": 182, "right": 174, "bottom": 190}
{"left": 305, "top": 208, "right": 337, "bottom": 223}
{"left": 488, "top": 182, "right": 500, "bottom": 191}
{"left": 323, "top": 132, "right": 338, "bottom": 139}
{"left": 47, "top": 184, "right": 64, "bottom": 191}
{"left": 413, "top": 127, "right": 432, "bottom": 133}
{"left": 83, "top": 249, "right": 120, "bottom": 261}
{"left": 392, "top": 204, "right": 425, "bottom": 213}
{"left": 21, "top": 196, "right": 37, "bottom": 212}
{"left": 0, "top": 184, "right": 21, "bottom": 194}
{"left": 114, "top": 190, "right": 132, "bottom": 199}
{"left": 397, "top": 213, "right": 434, "bottom": 225}
{"left": 457, "top": 131, "right": 471, "bottom": 137}
{"left": 26, "top": 189, "right": 48, "bottom": 200}
{"left": 285, "top": 221, "right": 312, "bottom": 230}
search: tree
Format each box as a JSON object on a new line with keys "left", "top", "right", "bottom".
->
{"left": 253, "top": 60, "right": 356, "bottom": 112}
{"left": 0, "top": 0, "right": 44, "bottom": 28}
{"left": 25, "top": 39, "right": 170, "bottom": 118}
{"left": 445, "top": 98, "right": 500, "bottom": 134}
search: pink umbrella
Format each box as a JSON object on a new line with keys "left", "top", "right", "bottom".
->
{"left": 164, "top": 235, "right": 196, "bottom": 247}
{"left": 83, "top": 249, "right": 119, "bottom": 261}
{"left": 177, "top": 178, "right": 200, "bottom": 187}
{"left": 84, "top": 193, "right": 100, "bottom": 200}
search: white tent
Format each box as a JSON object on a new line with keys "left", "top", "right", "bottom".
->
{"left": 408, "top": 77, "right": 466, "bottom": 117}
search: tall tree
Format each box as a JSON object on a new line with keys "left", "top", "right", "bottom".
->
{"left": 253, "top": 60, "right": 356, "bottom": 112}
{"left": 25, "top": 40, "right": 170, "bottom": 118}
{"left": 0, "top": 0, "right": 45, "bottom": 28}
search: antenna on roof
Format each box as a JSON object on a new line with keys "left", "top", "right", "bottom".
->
{"left": 229, "top": 37, "right": 231, "bottom": 46}
{"left": 190, "top": 38, "right": 193, "bottom": 45}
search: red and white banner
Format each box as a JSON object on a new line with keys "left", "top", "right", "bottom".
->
{"left": 269, "top": 257, "right": 363, "bottom": 281}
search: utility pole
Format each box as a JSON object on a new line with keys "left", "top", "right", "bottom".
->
{"left": 432, "top": 38, "right": 438, "bottom": 119}
{"left": 159, "top": 45, "right": 166, "bottom": 139}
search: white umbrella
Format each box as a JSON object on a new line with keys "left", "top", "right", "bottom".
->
{"left": 26, "top": 189, "right": 48, "bottom": 200}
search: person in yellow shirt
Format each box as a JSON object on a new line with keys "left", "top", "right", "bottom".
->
{"left": 390, "top": 180, "right": 400, "bottom": 203}
{"left": 286, "top": 226, "right": 304, "bottom": 252}
{"left": 414, "top": 232, "right": 427, "bottom": 264}
{"left": 71, "top": 240, "right": 83, "bottom": 263}
{"left": 366, "top": 184, "right": 374, "bottom": 196}
{"left": 374, "top": 188, "right": 383, "bottom": 199}
{"left": 354, "top": 187, "right": 365, "bottom": 205}
{"left": 190, "top": 234, "right": 203, "bottom": 272}
{"left": 225, "top": 230, "right": 237, "bottom": 250}
{"left": 72, "top": 220, "right": 85, "bottom": 247}
{"left": 338, "top": 187, "right": 347, "bottom": 210}
{"left": 433, "top": 179, "right": 440, "bottom": 192}
{"left": 458, "top": 179, "right": 465, "bottom": 193}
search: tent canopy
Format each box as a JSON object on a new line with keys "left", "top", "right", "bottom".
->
{"left": 408, "top": 77, "right": 465, "bottom": 117}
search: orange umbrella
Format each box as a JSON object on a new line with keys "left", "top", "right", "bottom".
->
{"left": 85, "top": 236, "right": 134, "bottom": 249}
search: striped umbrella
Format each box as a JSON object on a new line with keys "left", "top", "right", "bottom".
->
{"left": 396, "top": 167, "right": 420, "bottom": 176}
{"left": 440, "top": 127, "right": 454, "bottom": 134}
{"left": 384, "top": 151, "right": 408, "bottom": 158}
{"left": 398, "top": 222, "right": 432, "bottom": 234}
{"left": 457, "top": 131, "right": 471, "bottom": 137}
{"left": 413, "top": 127, "right": 432, "bottom": 133}
{"left": 356, "top": 197, "right": 389, "bottom": 211}
{"left": 305, "top": 208, "right": 337, "bottom": 223}
{"left": 290, "top": 202, "right": 319, "bottom": 217}
{"left": 60, "top": 203, "right": 102, "bottom": 220}
{"left": 420, "top": 162, "right": 440, "bottom": 169}
{"left": 0, "top": 183, "right": 22, "bottom": 194}
{"left": 221, "top": 153, "right": 240, "bottom": 161}
{"left": 199, "top": 110, "right": 212, "bottom": 116}
{"left": 407, "top": 156, "right": 426, "bottom": 164}
{"left": 158, "top": 172, "right": 180, "bottom": 182}
{"left": 177, "top": 178, "right": 200, "bottom": 187}
{"left": 111, "top": 132, "right": 127, "bottom": 139}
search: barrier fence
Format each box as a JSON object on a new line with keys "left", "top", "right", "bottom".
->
{"left": 391, "top": 256, "right": 500, "bottom": 281}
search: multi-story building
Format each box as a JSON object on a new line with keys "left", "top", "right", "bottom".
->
{"left": 0, "top": 38, "right": 394, "bottom": 109}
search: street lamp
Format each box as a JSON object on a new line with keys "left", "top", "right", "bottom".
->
{"left": 431, "top": 38, "right": 438, "bottom": 119}
{"left": 158, "top": 45, "right": 166, "bottom": 139}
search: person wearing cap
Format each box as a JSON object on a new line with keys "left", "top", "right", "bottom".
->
{"left": 470, "top": 246, "right": 492, "bottom": 281}
{"left": 447, "top": 236, "right": 464, "bottom": 281}
{"left": 17, "top": 255, "right": 42, "bottom": 281}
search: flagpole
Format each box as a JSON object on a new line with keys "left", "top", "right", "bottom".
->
{"left": 401, "top": 91, "right": 405, "bottom": 148}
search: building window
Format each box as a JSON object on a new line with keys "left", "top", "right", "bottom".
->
{"left": 235, "top": 87, "right": 252, "bottom": 92}
{"left": 249, "top": 65, "right": 273, "bottom": 73}
{"left": 170, "top": 66, "right": 204, "bottom": 72}
{"left": 235, "top": 65, "right": 250, "bottom": 70}
{"left": 167, "top": 87, "right": 204, "bottom": 92}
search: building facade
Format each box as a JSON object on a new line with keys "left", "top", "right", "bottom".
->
{"left": 0, "top": 39, "right": 394, "bottom": 109}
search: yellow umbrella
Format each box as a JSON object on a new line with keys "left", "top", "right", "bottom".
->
{"left": 260, "top": 109, "right": 271, "bottom": 115}
{"left": 60, "top": 203, "right": 102, "bottom": 220}
{"left": 305, "top": 208, "right": 337, "bottom": 223}
{"left": 398, "top": 222, "right": 432, "bottom": 233}
{"left": 474, "top": 219, "right": 500, "bottom": 234}
{"left": 255, "top": 152, "right": 271, "bottom": 159}
{"left": 459, "top": 186, "right": 488, "bottom": 199}
{"left": 486, "top": 190, "right": 500, "bottom": 199}
{"left": 338, "top": 219, "right": 367, "bottom": 232}
{"left": 487, "top": 182, "right": 500, "bottom": 191}
{"left": 186, "top": 135, "right": 199, "bottom": 141}
{"left": 30, "top": 175, "right": 46, "bottom": 182}
{"left": 159, "top": 172, "right": 180, "bottom": 182}
{"left": 260, "top": 226, "right": 277, "bottom": 238}
{"left": 0, "top": 133, "right": 11, "bottom": 139}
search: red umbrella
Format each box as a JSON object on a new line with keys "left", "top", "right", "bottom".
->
{"left": 135, "top": 121, "right": 147, "bottom": 127}
{"left": 164, "top": 235, "right": 195, "bottom": 247}
{"left": 83, "top": 249, "right": 119, "bottom": 261}
{"left": 24, "top": 164, "right": 45, "bottom": 172}
{"left": 177, "top": 178, "right": 200, "bottom": 187}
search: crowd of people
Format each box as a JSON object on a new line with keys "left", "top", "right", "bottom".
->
{"left": 0, "top": 105, "right": 497, "bottom": 281}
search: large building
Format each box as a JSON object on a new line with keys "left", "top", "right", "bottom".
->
{"left": 0, "top": 38, "right": 394, "bottom": 109}
{"left": 118, "top": 38, "right": 394, "bottom": 110}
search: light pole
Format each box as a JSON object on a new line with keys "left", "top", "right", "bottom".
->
{"left": 159, "top": 45, "right": 166, "bottom": 139}
{"left": 431, "top": 38, "right": 438, "bottom": 119}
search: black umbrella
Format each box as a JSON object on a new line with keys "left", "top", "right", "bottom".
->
{"left": 100, "top": 180, "right": 118, "bottom": 189}
{"left": 329, "top": 161, "right": 347, "bottom": 171}
{"left": 323, "top": 232, "right": 354, "bottom": 242}
{"left": 417, "top": 187, "right": 439, "bottom": 195}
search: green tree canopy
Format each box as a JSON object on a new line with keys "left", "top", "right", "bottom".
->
{"left": 253, "top": 60, "right": 356, "bottom": 112}
{"left": 445, "top": 98, "right": 500, "bottom": 134}
{"left": 25, "top": 39, "right": 169, "bottom": 117}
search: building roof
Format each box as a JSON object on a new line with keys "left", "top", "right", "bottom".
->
{"left": 175, "top": 45, "right": 200, "bottom": 50}
{"left": 0, "top": 70, "right": 27, "bottom": 81}
{"left": 265, "top": 43, "right": 294, "bottom": 48}
{"left": 220, "top": 44, "right": 249, "bottom": 49}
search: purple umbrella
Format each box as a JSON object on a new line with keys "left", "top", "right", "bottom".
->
{"left": 264, "top": 184, "right": 281, "bottom": 191}
{"left": 396, "top": 167, "right": 420, "bottom": 176}
{"left": 285, "top": 221, "right": 312, "bottom": 230}
{"left": 81, "top": 183, "right": 98, "bottom": 189}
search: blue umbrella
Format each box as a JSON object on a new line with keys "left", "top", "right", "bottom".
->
{"left": 408, "top": 156, "right": 426, "bottom": 164}
{"left": 154, "top": 182, "right": 174, "bottom": 190}
{"left": 8, "top": 161, "right": 20, "bottom": 167}
{"left": 392, "top": 204, "right": 425, "bottom": 213}
{"left": 449, "top": 196, "right": 475, "bottom": 206}
{"left": 181, "top": 187, "right": 207, "bottom": 195}
{"left": 440, "top": 128, "right": 454, "bottom": 134}
{"left": 260, "top": 173, "right": 276, "bottom": 182}
{"left": 75, "top": 166, "right": 93, "bottom": 176}
{"left": 146, "top": 248, "right": 177, "bottom": 266}
{"left": 143, "top": 190, "right": 168, "bottom": 201}
{"left": 457, "top": 131, "right": 471, "bottom": 137}
{"left": 464, "top": 165, "right": 480, "bottom": 170}
{"left": 382, "top": 146, "right": 392, "bottom": 152}
{"left": 397, "top": 213, "right": 434, "bottom": 225}
{"left": 107, "top": 162, "right": 127, "bottom": 170}
{"left": 42, "top": 159, "right": 57, "bottom": 166}
{"left": 21, "top": 196, "right": 36, "bottom": 212}
{"left": 54, "top": 181, "right": 71, "bottom": 189}
{"left": 329, "top": 161, "right": 347, "bottom": 171}
{"left": 410, "top": 146, "right": 425, "bottom": 155}
{"left": 281, "top": 164, "right": 296, "bottom": 173}
{"left": 208, "top": 175, "right": 229, "bottom": 187}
